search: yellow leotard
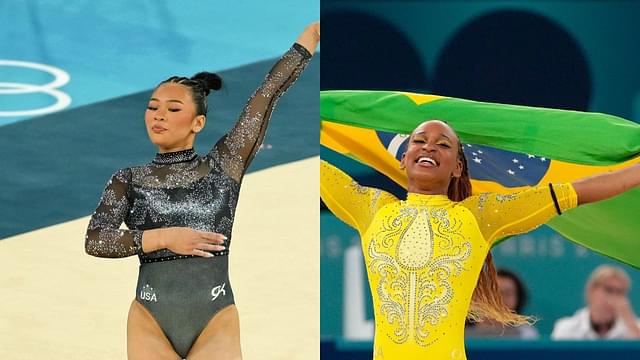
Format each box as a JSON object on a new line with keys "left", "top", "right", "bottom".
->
{"left": 320, "top": 160, "right": 578, "bottom": 360}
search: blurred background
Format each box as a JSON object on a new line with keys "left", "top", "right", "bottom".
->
{"left": 0, "top": 1, "right": 319, "bottom": 359}
{"left": 321, "top": 1, "right": 640, "bottom": 359}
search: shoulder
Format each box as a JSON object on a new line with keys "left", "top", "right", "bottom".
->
{"left": 377, "top": 188, "right": 400, "bottom": 202}
{"left": 370, "top": 189, "right": 400, "bottom": 212}
{"left": 459, "top": 192, "right": 490, "bottom": 206}
{"left": 458, "top": 192, "right": 491, "bottom": 215}
{"left": 552, "top": 308, "right": 589, "bottom": 338}
{"left": 608, "top": 315, "right": 640, "bottom": 338}
{"left": 555, "top": 308, "right": 588, "bottom": 326}
{"left": 518, "top": 324, "right": 539, "bottom": 339}
{"left": 111, "top": 167, "right": 133, "bottom": 183}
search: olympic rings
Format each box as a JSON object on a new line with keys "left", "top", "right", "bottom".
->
{"left": 0, "top": 60, "right": 71, "bottom": 117}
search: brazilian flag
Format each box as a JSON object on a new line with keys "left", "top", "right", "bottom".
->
{"left": 320, "top": 90, "right": 640, "bottom": 268}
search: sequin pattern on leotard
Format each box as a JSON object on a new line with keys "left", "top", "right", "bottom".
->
{"left": 320, "top": 160, "right": 578, "bottom": 360}
{"left": 85, "top": 43, "right": 312, "bottom": 262}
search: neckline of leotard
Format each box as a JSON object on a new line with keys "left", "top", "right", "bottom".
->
{"left": 152, "top": 148, "right": 197, "bottom": 165}
{"left": 406, "top": 192, "right": 451, "bottom": 205}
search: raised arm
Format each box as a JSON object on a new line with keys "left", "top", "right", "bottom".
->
{"left": 321, "top": 160, "right": 397, "bottom": 234}
{"left": 572, "top": 163, "right": 640, "bottom": 205}
{"left": 85, "top": 168, "right": 142, "bottom": 258}
{"left": 295, "top": 22, "right": 320, "bottom": 56}
{"left": 461, "top": 183, "right": 578, "bottom": 245}
{"left": 211, "top": 24, "right": 319, "bottom": 181}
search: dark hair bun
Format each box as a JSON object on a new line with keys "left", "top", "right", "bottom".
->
{"left": 191, "top": 72, "right": 222, "bottom": 95}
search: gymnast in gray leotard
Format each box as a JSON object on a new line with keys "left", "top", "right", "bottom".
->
{"left": 85, "top": 24, "right": 319, "bottom": 359}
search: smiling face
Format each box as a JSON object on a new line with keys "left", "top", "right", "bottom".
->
{"left": 400, "top": 120, "right": 463, "bottom": 195}
{"left": 144, "top": 83, "right": 205, "bottom": 152}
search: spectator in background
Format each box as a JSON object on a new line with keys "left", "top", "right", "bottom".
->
{"left": 552, "top": 265, "right": 640, "bottom": 340}
{"left": 465, "top": 269, "right": 539, "bottom": 339}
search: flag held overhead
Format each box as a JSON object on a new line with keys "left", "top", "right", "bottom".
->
{"left": 321, "top": 90, "right": 640, "bottom": 268}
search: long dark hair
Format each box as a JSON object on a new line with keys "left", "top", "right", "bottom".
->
{"left": 448, "top": 138, "right": 532, "bottom": 326}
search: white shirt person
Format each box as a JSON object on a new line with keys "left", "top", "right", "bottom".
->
{"left": 552, "top": 265, "right": 640, "bottom": 340}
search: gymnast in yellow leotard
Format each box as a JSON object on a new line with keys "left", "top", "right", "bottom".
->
{"left": 320, "top": 120, "right": 640, "bottom": 359}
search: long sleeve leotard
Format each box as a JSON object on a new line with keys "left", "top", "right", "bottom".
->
{"left": 320, "top": 160, "right": 577, "bottom": 360}
{"left": 85, "top": 43, "right": 311, "bottom": 263}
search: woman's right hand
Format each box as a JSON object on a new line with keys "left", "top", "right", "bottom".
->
{"left": 141, "top": 227, "right": 226, "bottom": 257}
{"left": 296, "top": 21, "right": 320, "bottom": 55}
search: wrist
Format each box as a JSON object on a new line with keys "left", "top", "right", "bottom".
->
{"left": 142, "top": 228, "right": 169, "bottom": 252}
{"left": 158, "top": 227, "right": 172, "bottom": 249}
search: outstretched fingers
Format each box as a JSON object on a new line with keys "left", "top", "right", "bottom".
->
{"left": 192, "top": 231, "right": 227, "bottom": 257}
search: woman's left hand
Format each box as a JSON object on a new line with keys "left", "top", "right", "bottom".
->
{"left": 572, "top": 163, "right": 640, "bottom": 205}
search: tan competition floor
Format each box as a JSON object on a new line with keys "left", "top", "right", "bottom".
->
{"left": 0, "top": 156, "right": 319, "bottom": 360}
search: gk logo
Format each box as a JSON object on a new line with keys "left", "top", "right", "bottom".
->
{"left": 211, "top": 283, "right": 226, "bottom": 301}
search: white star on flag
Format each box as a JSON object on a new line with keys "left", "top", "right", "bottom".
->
{"left": 461, "top": 142, "right": 549, "bottom": 187}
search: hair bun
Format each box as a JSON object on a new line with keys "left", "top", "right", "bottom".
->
{"left": 191, "top": 72, "right": 222, "bottom": 95}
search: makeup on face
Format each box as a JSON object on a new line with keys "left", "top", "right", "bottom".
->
{"left": 144, "top": 84, "right": 200, "bottom": 152}
{"left": 148, "top": 98, "right": 185, "bottom": 112}
{"left": 407, "top": 126, "right": 459, "bottom": 168}
{"left": 409, "top": 132, "right": 456, "bottom": 167}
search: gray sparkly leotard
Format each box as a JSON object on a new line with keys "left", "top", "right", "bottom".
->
{"left": 84, "top": 43, "right": 311, "bottom": 358}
